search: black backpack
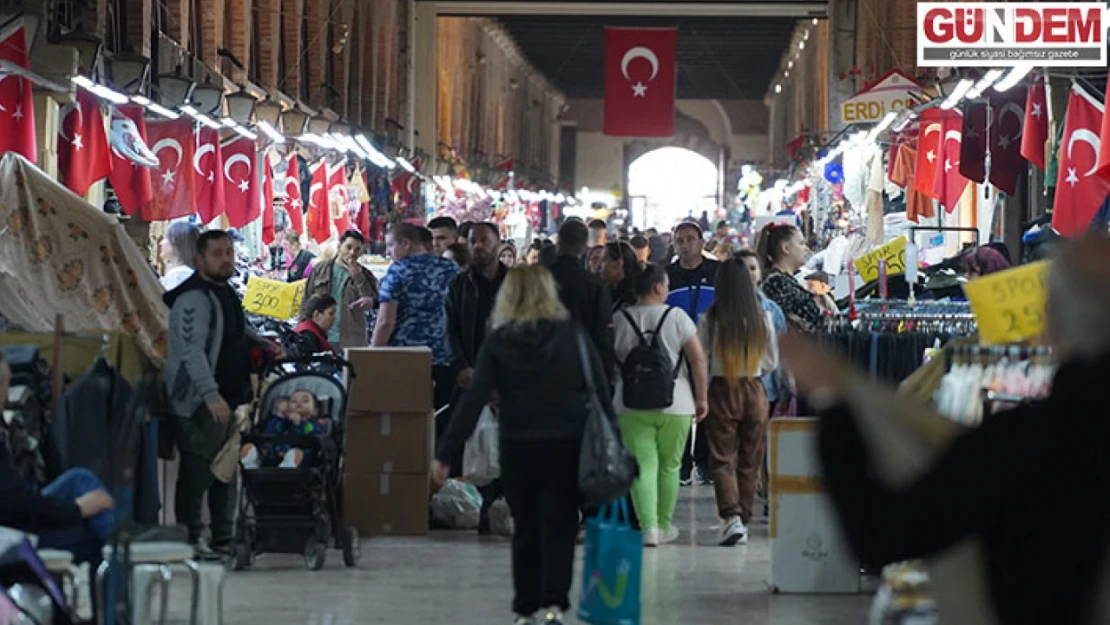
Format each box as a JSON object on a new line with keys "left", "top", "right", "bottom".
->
{"left": 618, "top": 307, "right": 681, "bottom": 410}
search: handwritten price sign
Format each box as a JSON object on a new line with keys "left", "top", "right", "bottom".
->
{"left": 243, "top": 277, "right": 306, "bottom": 320}
{"left": 854, "top": 236, "right": 907, "bottom": 283}
{"left": 964, "top": 261, "right": 1049, "bottom": 345}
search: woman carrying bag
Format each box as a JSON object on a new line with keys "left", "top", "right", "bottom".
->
{"left": 433, "top": 264, "right": 616, "bottom": 625}
{"left": 611, "top": 263, "right": 708, "bottom": 547}
{"left": 699, "top": 259, "right": 779, "bottom": 546}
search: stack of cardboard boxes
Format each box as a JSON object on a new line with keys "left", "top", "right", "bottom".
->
{"left": 344, "top": 347, "right": 435, "bottom": 536}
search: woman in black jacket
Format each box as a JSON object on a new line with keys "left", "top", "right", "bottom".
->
{"left": 599, "top": 240, "right": 641, "bottom": 312}
{"left": 433, "top": 264, "right": 614, "bottom": 625}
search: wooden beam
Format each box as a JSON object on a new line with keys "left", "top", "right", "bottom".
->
{"left": 431, "top": 2, "right": 827, "bottom": 18}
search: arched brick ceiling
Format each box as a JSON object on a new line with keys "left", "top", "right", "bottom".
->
{"left": 492, "top": 14, "right": 803, "bottom": 100}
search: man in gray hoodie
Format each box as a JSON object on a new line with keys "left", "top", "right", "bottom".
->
{"left": 163, "top": 230, "right": 270, "bottom": 555}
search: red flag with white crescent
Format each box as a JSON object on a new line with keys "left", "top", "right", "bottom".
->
{"left": 988, "top": 87, "right": 1027, "bottom": 196}
{"left": 221, "top": 135, "right": 260, "bottom": 229}
{"left": 1021, "top": 76, "right": 1049, "bottom": 171}
{"left": 0, "top": 22, "right": 37, "bottom": 161}
{"left": 306, "top": 160, "right": 330, "bottom": 243}
{"left": 1053, "top": 84, "right": 1110, "bottom": 237}
{"left": 261, "top": 150, "right": 275, "bottom": 245}
{"left": 284, "top": 152, "right": 304, "bottom": 235}
{"left": 603, "top": 27, "right": 677, "bottom": 138}
{"left": 58, "top": 89, "right": 111, "bottom": 196}
{"left": 914, "top": 108, "right": 945, "bottom": 200}
{"left": 144, "top": 118, "right": 197, "bottom": 221}
{"left": 327, "top": 161, "right": 351, "bottom": 234}
{"left": 193, "top": 126, "right": 225, "bottom": 224}
{"left": 932, "top": 110, "right": 969, "bottom": 213}
{"left": 107, "top": 105, "right": 155, "bottom": 216}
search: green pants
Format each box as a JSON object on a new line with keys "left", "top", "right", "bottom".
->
{"left": 174, "top": 406, "right": 237, "bottom": 545}
{"left": 618, "top": 411, "right": 692, "bottom": 531}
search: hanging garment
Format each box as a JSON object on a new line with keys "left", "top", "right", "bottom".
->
{"left": 44, "top": 359, "right": 133, "bottom": 485}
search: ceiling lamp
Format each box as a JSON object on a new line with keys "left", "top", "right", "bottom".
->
{"left": 105, "top": 52, "right": 149, "bottom": 94}
{"left": 191, "top": 82, "right": 224, "bottom": 116}
{"left": 225, "top": 89, "right": 257, "bottom": 125}
{"left": 774, "top": 84, "right": 782, "bottom": 94}
{"left": 155, "top": 71, "right": 194, "bottom": 108}
{"left": 55, "top": 32, "right": 103, "bottom": 74}
{"left": 940, "top": 78, "right": 974, "bottom": 110}
{"left": 281, "top": 108, "right": 310, "bottom": 136}
{"left": 993, "top": 64, "right": 1033, "bottom": 93}
{"left": 131, "top": 94, "right": 179, "bottom": 119}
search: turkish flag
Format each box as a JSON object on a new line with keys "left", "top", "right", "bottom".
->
{"left": 144, "top": 118, "right": 196, "bottom": 221}
{"left": 283, "top": 152, "right": 304, "bottom": 235}
{"left": 193, "top": 127, "right": 225, "bottom": 224}
{"left": 959, "top": 102, "right": 988, "bottom": 184}
{"left": 933, "top": 110, "right": 970, "bottom": 213}
{"left": 603, "top": 27, "right": 677, "bottom": 138}
{"left": 1053, "top": 84, "right": 1110, "bottom": 237}
{"left": 58, "top": 89, "right": 111, "bottom": 196}
{"left": 327, "top": 161, "right": 351, "bottom": 234}
{"left": 261, "top": 150, "right": 275, "bottom": 245}
{"left": 988, "top": 88, "right": 1027, "bottom": 195}
{"left": 306, "top": 161, "right": 330, "bottom": 243}
{"left": 1097, "top": 69, "right": 1110, "bottom": 181}
{"left": 0, "top": 23, "right": 36, "bottom": 161}
{"left": 107, "top": 105, "right": 154, "bottom": 215}
{"left": 221, "top": 135, "right": 260, "bottom": 229}
{"left": 1022, "top": 78, "right": 1049, "bottom": 171}
{"left": 914, "top": 108, "right": 945, "bottom": 199}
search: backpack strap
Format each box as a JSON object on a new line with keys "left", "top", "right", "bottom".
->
{"left": 649, "top": 306, "right": 675, "bottom": 348}
{"left": 619, "top": 308, "right": 649, "bottom": 347}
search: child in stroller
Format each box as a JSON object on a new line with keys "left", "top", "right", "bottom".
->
{"left": 241, "top": 390, "right": 331, "bottom": 469}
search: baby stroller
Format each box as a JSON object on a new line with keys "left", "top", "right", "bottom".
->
{"left": 231, "top": 355, "right": 360, "bottom": 571}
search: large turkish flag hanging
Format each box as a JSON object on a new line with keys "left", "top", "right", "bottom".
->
{"left": 107, "top": 105, "right": 155, "bottom": 216}
{"left": 913, "top": 108, "right": 945, "bottom": 200}
{"left": 283, "top": 152, "right": 304, "bottom": 235}
{"left": 1021, "top": 77, "right": 1049, "bottom": 171}
{"left": 987, "top": 87, "right": 1027, "bottom": 196}
{"left": 1053, "top": 84, "right": 1110, "bottom": 237}
{"left": 58, "top": 89, "right": 112, "bottom": 196}
{"left": 193, "top": 126, "right": 225, "bottom": 224}
{"left": 306, "top": 161, "right": 330, "bottom": 243}
{"left": 221, "top": 135, "right": 260, "bottom": 229}
{"left": 603, "top": 27, "right": 677, "bottom": 138}
{"left": 144, "top": 118, "right": 197, "bottom": 221}
{"left": 0, "top": 22, "right": 37, "bottom": 161}
{"left": 932, "top": 110, "right": 969, "bottom": 213}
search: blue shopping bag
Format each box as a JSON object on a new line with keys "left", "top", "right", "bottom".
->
{"left": 577, "top": 500, "right": 642, "bottom": 625}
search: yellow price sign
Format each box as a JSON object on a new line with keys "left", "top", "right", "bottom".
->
{"left": 243, "top": 276, "right": 306, "bottom": 320}
{"left": 854, "top": 236, "right": 907, "bottom": 283}
{"left": 964, "top": 261, "right": 1049, "bottom": 345}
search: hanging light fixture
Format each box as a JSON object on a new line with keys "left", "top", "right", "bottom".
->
{"left": 191, "top": 82, "right": 224, "bottom": 116}
{"left": 105, "top": 52, "right": 150, "bottom": 95}
{"left": 55, "top": 32, "right": 103, "bottom": 74}
{"left": 225, "top": 89, "right": 257, "bottom": 125}
{"left": 155, "top": 71, "right": 194, "bottom": 108}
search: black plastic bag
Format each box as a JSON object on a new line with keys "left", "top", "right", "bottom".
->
{"left": 575, "top": 332, "right": 637, "bottom": 506}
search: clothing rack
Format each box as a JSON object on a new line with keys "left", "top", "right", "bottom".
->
{"left": 857, "top": 312, "right": 976, "bottom": 322}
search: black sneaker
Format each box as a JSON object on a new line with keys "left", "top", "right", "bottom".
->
{"left": 696, "top": 467, "right": 713, "bottom": 485}
{"left": 540, "top": 609, "right": 564, "bottom": 625}
{"left": 679, "top": 468, "right": 693, "bottom": 486}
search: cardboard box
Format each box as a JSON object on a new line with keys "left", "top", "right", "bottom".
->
{"left": 345, "top": 347, "right": 433, "bottom": 413}
{"left": 344, "top": 472, "right": 429, "bottom": 536}
{"left": 345, "top": 411, "right": 433, "bottom": 475}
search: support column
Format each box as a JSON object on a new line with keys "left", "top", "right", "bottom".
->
{"left": 227, "top": 0, "right": 251, "bottom": 83}
{"left": 200, "top": 0, "right": 226, "bottom": 69}
{"left": 305, "top": 0, "right": 329, "bottom": 107}
{"left": 124, "top": 0, "right": 152, "bottom": 57}
{"left": 410, "top": 0, "right": 437, "bottom": 155}
{"left": 257, "top": 0, "right": 281, "bottom": 89}
{"left": 826, "top": 0, "right": 857, "bottom": 131}
{"left": 281, "top": 0, "right": 304, "bottom": 99}
{"left": 164, "top": 0, "right": 191, "bottom": 47}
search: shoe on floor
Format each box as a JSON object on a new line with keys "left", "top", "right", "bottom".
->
{"left": 642, "top": 527, "right": 661, "bottom": 547}
{"left": 680, "top": 468, "right": 692, "bottom": 486}
{"left": 541, "top": 608, "right": 564, "bottom": 625}
{"left": 660, "top": 525, "right": 680, "bottom": 545}
{"left": 512, "top": 616, "right": 533, "bottom": 625}
{"left": 696, "top": 467, "right": 713, "bottom": 485}
{"left": 719, "top": 517, "right": 748, "bottom": 546}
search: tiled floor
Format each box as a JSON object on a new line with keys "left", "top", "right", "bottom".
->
{"left": 168, "top": 486, "right": 870, "bottom": 624}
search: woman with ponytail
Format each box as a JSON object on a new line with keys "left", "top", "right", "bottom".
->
{"left": 699, "top": 259, "right": 778, "bottom": 546}
{"left": 757, "top": 224, "right": 824, "bottom": 333}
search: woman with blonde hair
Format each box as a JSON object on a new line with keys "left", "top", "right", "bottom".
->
{"left": 700, "top": 258, "right": 778, "bottom": 546}
{"left": 434, "top": 264, "right": 614, "bottom": 625}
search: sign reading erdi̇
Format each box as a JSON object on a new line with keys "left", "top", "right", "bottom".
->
{"left": 918, "top": 3, "right": 1107, "bottom": 67}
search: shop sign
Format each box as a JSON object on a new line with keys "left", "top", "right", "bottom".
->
{"left": 854, "top": 236, "right": 907, "bottom": 283}
{"left": 964, "top": 261, "right": 1049, "bottom": 345}
{"left": 244, "top": 276, "right": 306, "bottom": 320}
{"left": 918, "top": 3, "right": 1106, "bottom": 67}
{"left": 840, "top": 71, "right": 922, "bottom": 125}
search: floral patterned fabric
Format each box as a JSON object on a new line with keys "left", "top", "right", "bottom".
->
{"left": 0, "top": 153, "right": 168, "bottom": 365}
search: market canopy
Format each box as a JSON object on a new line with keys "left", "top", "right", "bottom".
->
{"left": 0, "top": 152, "right": 168, "bottom": 366}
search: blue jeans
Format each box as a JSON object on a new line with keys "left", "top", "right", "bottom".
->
{"left": 38, "top": 468, "right": 114, "bottom": 563}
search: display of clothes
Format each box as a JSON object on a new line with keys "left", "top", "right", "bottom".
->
{"left": 933, "top": 346, "right": 1055, "bottom": 426}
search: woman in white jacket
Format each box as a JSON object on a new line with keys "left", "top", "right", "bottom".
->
{"left": 699, "top": 258, "right": 778, "bottom": 546}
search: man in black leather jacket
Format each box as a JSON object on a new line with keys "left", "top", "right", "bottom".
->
{"left": 545, "top": 219, "right": 615, "bottom": 384}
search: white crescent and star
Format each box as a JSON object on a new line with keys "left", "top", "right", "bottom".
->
{"left": 224, "top": 153, "right": 252, "bottom": 193}
{"left": 943, "top": 129, "right": 962, "bottom": 173}
{"left": 924, "top": 123, "right": 941, "bottom": 163}
{"left": 1067, "top": 128, "right": 1101, "bottom": 181}
{"left": 151, "top": 138, "right": 183, "bottom": 187}
{"left": 284, "top": 173, "right": 302, "bottom": 209}
{"left": 59, "top": 101, "right": 85, "bottom": 150}
{"left": 309, "top": 182, "right": 324, "bottom": 207}
{"left": 194, "top": 142, "right": 217, "bottom": 184}
{"left": 620, "top": 46, "right": 659, "bottom": 97}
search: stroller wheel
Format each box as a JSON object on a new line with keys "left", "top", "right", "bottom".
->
{"left": 342, "top": 527, "right": 361, "bottom": 567}
{"left": 232, "top": 542, "right": 253, "bottom": 571}
{"left": 304, "top": 539, "right": 327, "bottom": 571}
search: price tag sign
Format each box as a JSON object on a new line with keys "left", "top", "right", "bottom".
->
{"left": 854, "top": 236, "right": 907, "bottom": 283}
{"left": 243, "top": 276, "right": 306, "bottom": 320}
{"left": 964, "top": 261, "right": 1049, "bottom": 345}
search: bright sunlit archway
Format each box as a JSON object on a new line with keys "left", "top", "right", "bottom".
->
{"left": 627, "top": 147, "right": 719, "bottom": 231}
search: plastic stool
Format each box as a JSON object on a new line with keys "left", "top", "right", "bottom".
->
{"left": 37, "top": 549, "right": 77, "bottom": 612}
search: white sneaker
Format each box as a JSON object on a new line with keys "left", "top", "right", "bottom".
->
{"left": 719, "top": 517, "right": 747, "bottom": 546}
{"left": 642, "top": 527, "right": 662, "bottom": 547}
{"left": 660, "top": 525, "right": 680, "bottom": 545}
{"left": 240, "top": 445, "right": 260, "bottom": 469}
{"left": 279, "top": 448, "right": 304, "bottom": 469}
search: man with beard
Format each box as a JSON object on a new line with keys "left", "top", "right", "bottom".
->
{"left": 164, "top": 230, "right": 273, "bottom": 557}
{"left": 445, "top": 221, "right": 507, "bottom": 534}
